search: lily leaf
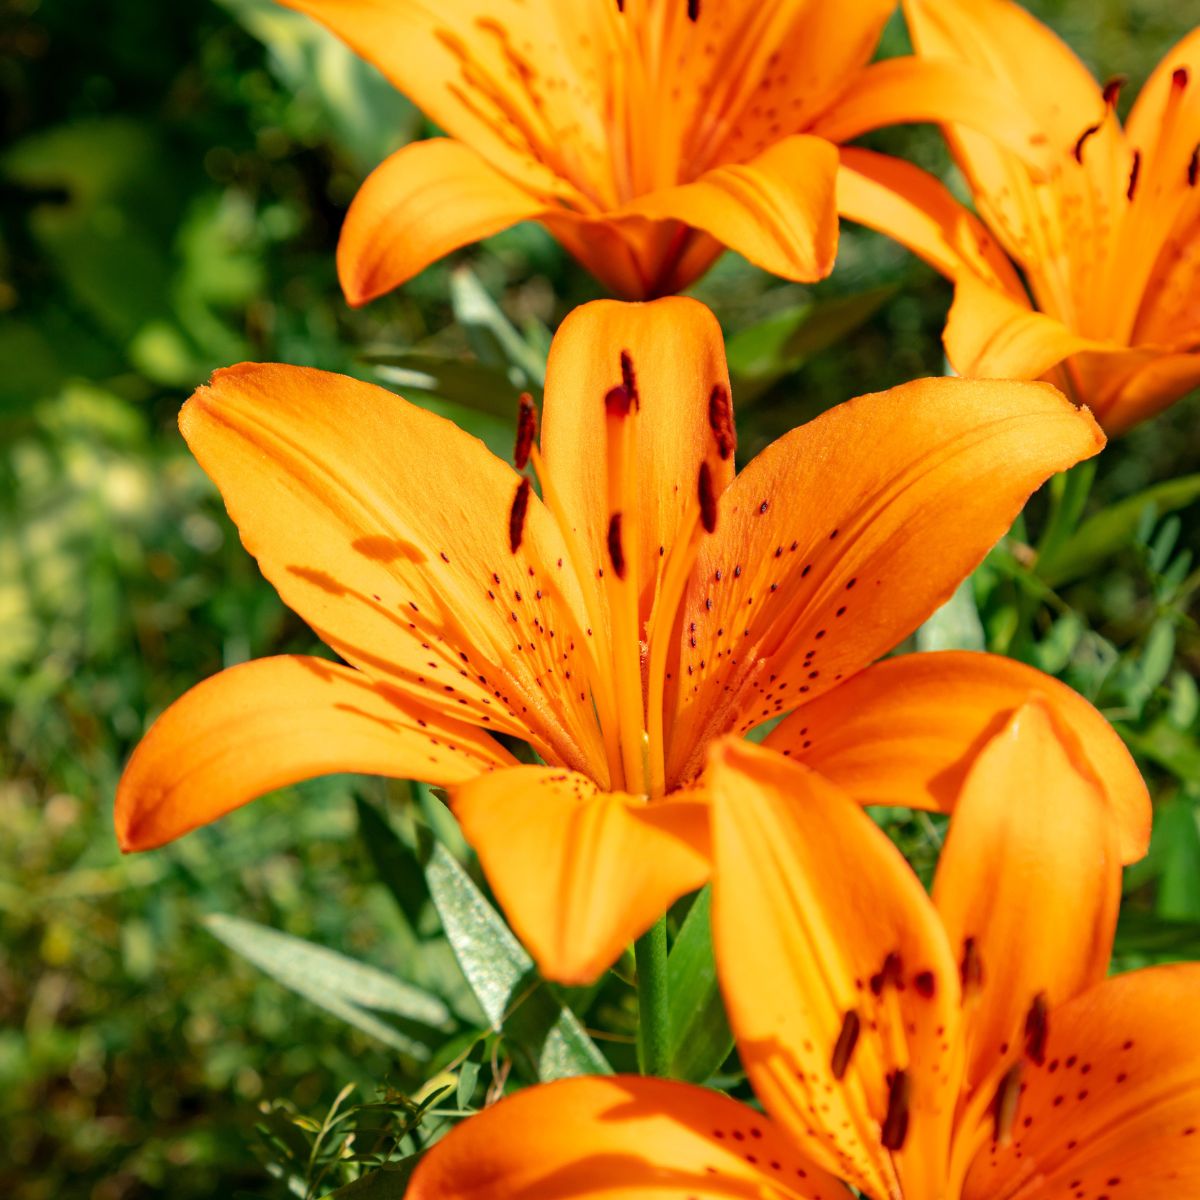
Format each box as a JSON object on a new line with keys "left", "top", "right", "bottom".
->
{"left": 205, "top": 913, "right": 451, "bottom": 1058}
{"left": 665, "top": 887, "right": 733, "bottom": 1083}
{"left": 324, "top": 1158, "right": 421, "bottom": 1199}
{"left": 1037, "top": 473, "right": 1200, "bottom": 586}
{"left": 423, "top": 843, "right": 611, "bottom": 1081}
{"left": 450, "top": 267, "right": 547, "bottom": 389}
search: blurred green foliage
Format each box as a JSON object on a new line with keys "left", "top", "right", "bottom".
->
{"left": 1, "top": 0, "right": 1197, "bottom": 1196}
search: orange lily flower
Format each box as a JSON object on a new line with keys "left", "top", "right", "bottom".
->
{"left": 277, "top": 0, "right": 1050, "bottom": 301}
{"left": 117, "top": 297, "right": 1127, "bottom": 985}
{"left": 839, "top": 0, "right": 1200, "bottom": 434}
{"left": 405, "top": 711, "right": 1194, "bottom": 1200}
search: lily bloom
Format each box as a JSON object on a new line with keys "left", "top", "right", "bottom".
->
{"left": 406, "top": 710, "right": 1193, "bottom": 1200}
{"left": 839, "top": 0, "right": 1200, "bottom": 434}
{"left": 118, "top": 297, "right": 1129, "bottom": 985}
{"left": 278, "top": 0, "right": 1049, "bottom": 301}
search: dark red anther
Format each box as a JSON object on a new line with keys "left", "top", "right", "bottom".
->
{"left": 961, "top": 937, "right": 984, "bottom": 996}
{"left": 1073, "top": 121, "right": 1102, "bottom": 163}
{"left": 1173, "top": 66, "right": 1190, "bottom": 91}
{"left": 881, "top": 1071, "right": 911, "bottom": 1151}
{"left": 992, "top": 1063, "right": 1023, "bottom": 1145}
{"left": 831, "top": 1010, "right": 861, "bottom": 1080}
{"left": 1024, "top": 992, "right": 1049, "bottom": 1065}
{"left": 514, "top": 392, "right": 537, "bottom": 470}
{"left": 1127, "top": 149, "right": 1142, "bottom": 200}
{"left": 1189, "top": 145, "right": 1199, "bottom": 187}
{"left": 1102, "top": 75, "right": 1126, "bottom": 108}
{"left": 605, "top": 384, "right": 633, "bottom": 417}
{"left": 698, "top": 462, "right": 718, "bottom": 533}
{"left": 620, "top": 350, "right": 639, "bottom": 410}
{"left": 708, "top": 383, "right": 736, "bottom": 460}
{"left": 687, "top": 0, "right": 700, "bottom": 19}
{"left": 607, "top": 512, "right": 627, "bottom": 579}
{"left": 870, "top": 950, "right": 903, "bottom": 996}
{"left": 615, "top": 0, "right": 624, "bottom": 10}
{"left": 509, "top": 478, "right": 531, "bottom": 554}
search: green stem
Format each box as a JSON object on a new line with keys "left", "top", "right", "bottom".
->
{"left": 634, "top": 917, "right": 670, "bottom": 1076}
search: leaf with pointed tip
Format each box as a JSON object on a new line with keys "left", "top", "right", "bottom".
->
{"left": 423, "top": 843, "right": 611, "bottom": 1080}
{"left": 205, "top": 913, "right": 450, "bottom": 1057}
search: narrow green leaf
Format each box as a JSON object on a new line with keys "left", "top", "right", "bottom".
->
{"left": 205, "top": 914, "right": 451, "bottom": 1057}
{"left": 1113, "top": 911, "right": 1200, "bottom": 961}
{"left": 915, "top": 578, "right": 985, "bottom": 652}
{"left": 423, "top": 844, "right": 610, "bottom": 1080}
{"left": 324, "top": 1158, "right": 421, "bottom": 1199}
{"left": 665, "top": 887, "right": 733, "bottom": 1083}
{"left": 449, "top": 267, "right": 546, "bottom": 388}
{"left": 1037, "top": 473, "right": 1200, "bottom": 586}
{"left": 726, "top": 286, "right": 895, "bottom": 404}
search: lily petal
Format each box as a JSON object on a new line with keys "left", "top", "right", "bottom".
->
{"left": 180, "top": 363, "right": 607, "bottom": 781}
{"left": 813, "top": 57, "right": 1049, "bottom": 167}
{"left": 963, "top": 964, "right": 1200, "bottom": 1200}
{"left": 667, "top": 377, "right": 1103, "bottom": 784}
{"left": 902, "top": 0, "right": 1126, "bottom": 323}
{"left": 539, "top": 297, "right": 736, "bottom": 637}
{"left": 710, "top": 739, "right": 960, "bottom": 1200}
{"left": 407, "top": 1074, "right": 844, "bottom": 1200}
{"left": 836, "top": 147, "right": 1022, "bottom": 289}
{"left": 452, "top": 767, "right": 710, "bottom": 985}
{"left": 115, "top": 655, "right": 513, "bottom": 851}
{"left": 617, "top": 135, "right": 841, "bottom": 286}
{"left": 943, "top": 272, "right": 1101, "bottom": 385}
{"left": 933, "top": 703, "right": 1121, "bottom": 1097}
{"left": 337, "top": 138, "right": 545, "bottom": 306}
{"left": 765, "top": 651, "right": 1150, "bottom": 863}
{"left": 276, "top": 0, "right": 609, "bottom": 202}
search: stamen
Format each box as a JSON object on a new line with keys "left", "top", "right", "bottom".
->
{"left": 707, "top": 383, "right": 736, "bottom": 460}
{"left": 514, "top": 392, "right": 537, "bottom": 470}
{"left": 1073, "top": 121, "right": 1103, "bottom": 163}
{"left": 1102, "top": 75, "right": 1126, "bottom": 108}
{"left": 698, "top": 462, "right": 718, "bottom": 533}
{"left": 607, "top": 512, "right": 627, "bottom": 580}
{"left": 1023, "top": 992, "right": 1049, "bottom": 1065}
{"left": 870, "top": 951, "right": 903, "bottom": 996}
{"left": 620, "top": 349, "right": 639, "bottom": 410}
{"left": 508, "top": 477, "right": 531, "bottom": 553}
{"left": 991, "top": 1063, "right": 1023, "bottom": 1146}
{"left": 605, "top": 384, "right": 634, "bottom": 417}
{"left": 880, "top": 1070, "right": 911, "bottom": 1151}
{"left": 1188, "top": 145, "right": 1198, "bottom": 187}
{"left": 1127, "top": 149, "right": 1142, "bottom": 200}
{"left": 960, "top": 937, "right": 984, "bottom": 999}
{"left": 687, "top": 0, "right": 700, "bottom": 20}
{"left": 831, "top": 1010, "right": 861, "bottom": 1080}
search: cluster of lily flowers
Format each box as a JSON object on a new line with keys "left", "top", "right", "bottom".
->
{"left": 115, "top": 0, "right": 1200, "bottom": 1197}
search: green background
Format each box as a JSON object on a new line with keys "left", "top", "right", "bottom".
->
{"left": 2, "top": 1, "right": 1198, "bottom": 1196}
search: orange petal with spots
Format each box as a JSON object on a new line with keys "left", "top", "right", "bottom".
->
{"left": 407, "top": 1074, "right": 848, "bottom": 1200}
{"left": 962, "top": 964, "right": 1200, "bottom": 1200}
{"left": 836, "top": 147, "right": 1022, "bottom": 289}
{"left": 666, "top": 376, "right": 1103, "bottom": 785}
{"left": 115, "top": 655, "right": 513, "bottom": 851}
{"left": 616, "top": 135, "right": 841, "bottom": 287}
{"left": 180, "top": 363, "right": 607, "bottom": 783}
{"left": 337, "top": 139, "right": 546, "bottom": 306}
{"left": 275, "top": 0, "right": 609, "bottom": 206}
{"left": 539, "top": 297, "right": 735, "bottom": 637}
{"left": 765, "top": 651, "right": 1150, "bottom": 863}
{"left": 710, "top": 739, "right": 960, "bottom": 1200}
{"left": 933, "top": 703, "right": 1121, "bottom": 1099}
{"left": 451, "top": 767, "right": 710, "bottom": 985}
